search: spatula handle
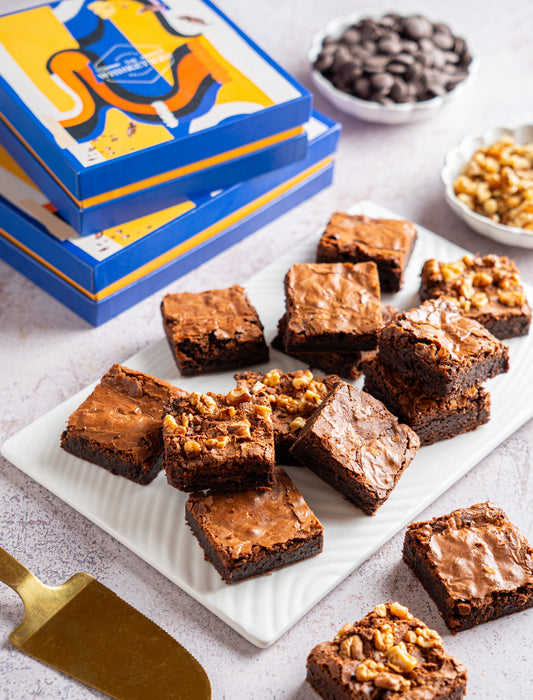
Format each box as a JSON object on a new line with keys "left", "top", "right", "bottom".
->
{"left": 0, "top": 546, "right": 39, "bottom": 599}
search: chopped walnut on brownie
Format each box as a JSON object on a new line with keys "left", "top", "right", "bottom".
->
{"left": 306, "top": 601, "right": 467, "bottom": 699}
{"left": 420, "top": 253, "right": 531, "bottom": 339}
{"left": 234, "top": 368, "right": 342, "bottom": 462}
{"left": 163, "top": 388, "right": 274, "bottom": 492}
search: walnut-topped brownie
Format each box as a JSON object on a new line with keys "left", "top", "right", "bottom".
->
{"left": 363, "top": 356, "right": 491, "bottom": 445}
{"left": 283, "top": 262, "right": 382, "bottom": 353}
{"left": 290, "top": 382, "right": 419, "bottom": 515}
{"left": 420, "top": 253, "right": 531, "bottom": 338}
{"left": 60, "top": 363, "right": 182, "bottom": 485}
{"left": 234, "top": 368, "right": 342, "bottom": 462}
{"left": 185, "top": 467, "right": 324, "bottom": 584}
{"left": 163, "top": 388, "right": 274, "bottom": 492}
{"left": 379, "top": 297, "right": 509, "bottom": 398}
{"left": 160, "top": 284, "right": 269, "bottom": 375}
{"left": 317, "top": 213, "right": 418, "bottom": 292}
{"left": 403, "top": 502, "right": 533, "bottom": 633}
{"left": 271, "top": 304, "right": 398, "bottom": 380}
{"left": 306, "top": 601, "right": 467, "bottom": 699}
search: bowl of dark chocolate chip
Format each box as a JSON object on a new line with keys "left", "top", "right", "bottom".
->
{"left": 309, "top": 12, "right": 475, "bottom": 124}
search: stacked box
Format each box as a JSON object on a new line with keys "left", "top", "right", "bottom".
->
{"left": 0, "top": 112, "right": 340, "bottom": 325}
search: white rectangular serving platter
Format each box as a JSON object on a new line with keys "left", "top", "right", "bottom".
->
{"left": 3, "top": 200, "right": 533, "bottom": 648}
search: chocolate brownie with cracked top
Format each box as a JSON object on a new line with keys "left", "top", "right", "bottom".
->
{"left": 317, "top": 213, "right": 418, "bottom": 292}
{"left": 271, "top": 304, "right": 398, "bottom": 380}
{"left": 283, "top": 262, "right": 382, "bottom": 353}
{"left": 163, "top": 388, "right": 274, "bottom": 492}
{"left": 420, "top": 253, "right": 531, "bottom": 339}
{"left": 290, "top": 382, "right": 419, "bottom": 515}
{"left": 378, "top": 297, "right": 509, "bottom": 398}
{"left": 362, "top": 355, "right": 491, "bottom": 445}
{"left": 185, "top": 467, "right": 323, "bottom": 584}
{"left": 306, "top": 601, "right": 467, "bottom": 699}
{"left": 160, "top": 284, "right": 269, "bottom": 375}
{"left": 60, "top": 363, "right": 183, "bottom": 485}
{"left": 403, "top": 502, "right": 533, "bottom": 633}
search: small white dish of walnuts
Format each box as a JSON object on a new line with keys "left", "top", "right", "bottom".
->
{"left": 441, "top": 124, "right": 533, "bottom": 248}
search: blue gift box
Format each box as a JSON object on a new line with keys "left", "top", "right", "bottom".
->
{"left": 0, "top": 111, "right": 340, "bottom": 325}
{"left": 0, "top": 0, "right": 312, "bottom": 234}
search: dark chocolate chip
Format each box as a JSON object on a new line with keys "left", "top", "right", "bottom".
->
{"left": 387, "top": 62, "right": 408, "bottom": 75}
{"left": 443, "top": 50, "right": 461, "bottom": 64}
{"left": 341, "top": 28, "right": 362, "bottom": 45}
{"left": 377, "top": 37, "right": 402, "bottom": 55}
{"left": 364, "top": 54, "right": 391, "bottom": 72}
{"left": 401, "top": 39, "right": 419, "bottom": 53}
{"left": 405, "top": 61, "right": 425, "bottom": 82}
{"left": 394, "top": 52, "right": 416, "bottom": 65}
{"left": 402, "top": 15, "right": 433, "bottom": 40}
{"left": 314, "top": 51, "right": 335, "bottom": 73}
{"left": 353, "top": 76, "right": 371, "bottom": 99}
{"left": 432, "top": 31, "right": 455, "bottom": 51}
{"left": 370, "top": 72, "right": 395, "bottom": 93}
{"left": 390, "top": 77, "right": 409, "bottom": 102}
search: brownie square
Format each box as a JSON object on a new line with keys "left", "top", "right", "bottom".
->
{"left": 317, "top": 213, "right": 418, "bottom": 292}
{"left": 363, "top": 356, "right": 491, "bottom": 445}
{"left": 379, "top": 297, "right": 509, "bottom": 398}
{"left": 185, "top": 467, "right": 324, "bottom": 584}
{"left": 163, "top": 388, "right": 275, "bottom": 492}
{"left": 234, "top": 368, "right": 342, "bottom": 462}
{"left": 420, "top": 253, "right": 531, "bottom": 339}
{"left": 283, "top": 262, "right": 382, "bottom": 353}
{"left": 403, "top": 502, "right": 533, "bottom": 633}
{"left": 306, "top": 601, "right": 467, "bottom": 699}
{"left": 290, "top": 382, "right": 419, "bottom": 515}
{"left": 160, "top": 284, "right": 269, "bottom": 375}
{"left": 60, "top": 363, "right": 181, "bottom": 485}
{"left": 271, "top": 304, "right": 398, "bottom": 380}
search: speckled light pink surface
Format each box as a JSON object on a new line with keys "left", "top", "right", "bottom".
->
{"left": 1, "top": 1, "right": 532, "bottom": 698}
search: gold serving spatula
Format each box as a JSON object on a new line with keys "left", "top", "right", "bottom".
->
{"left": 0, "top": 546, "right": 211, "bottom": 699}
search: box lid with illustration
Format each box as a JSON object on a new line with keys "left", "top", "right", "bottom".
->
{"left": 0, "top": 0, "right": 311, "bottom": 228}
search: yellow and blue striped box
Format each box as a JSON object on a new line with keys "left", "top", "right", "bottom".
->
{"left": 0, "top": 0, "right": 312, "bottom": 234}
{"left": 0, "top": 111, "right": 340, "bottom": 325}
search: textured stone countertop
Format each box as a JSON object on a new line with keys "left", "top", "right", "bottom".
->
{"left": 1, "top": 1, "right": 532, "bottom": 698}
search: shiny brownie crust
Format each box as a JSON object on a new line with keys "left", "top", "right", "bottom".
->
{"left": 403, "top": 502, "right": 533, "bottom": 633}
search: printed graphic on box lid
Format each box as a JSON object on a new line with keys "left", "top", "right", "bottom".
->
{"left": 0, "top": 0, "right": 301, "bottom": 168}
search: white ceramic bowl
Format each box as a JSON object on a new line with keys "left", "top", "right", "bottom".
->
{"left": 308, "top": 11, "right": 476, "bottom": 125}
{"left": 441, "top": 124, "right": 533, "bottom": 249}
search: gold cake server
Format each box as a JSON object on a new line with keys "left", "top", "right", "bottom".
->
{"left": 0, "top": 546, "right": 211, "bottom": 699}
